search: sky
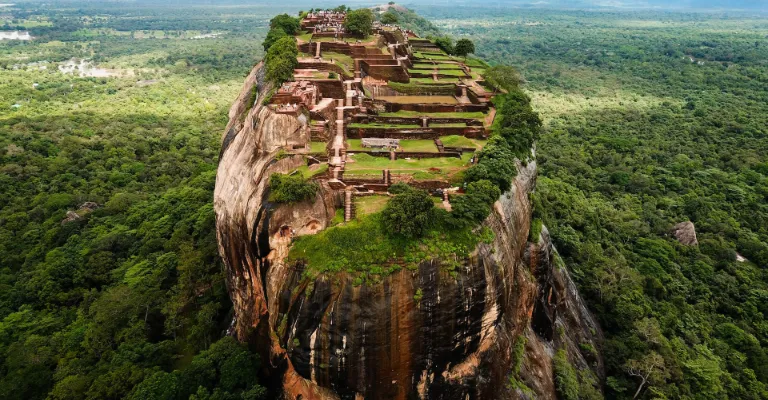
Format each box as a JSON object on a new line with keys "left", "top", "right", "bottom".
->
{"left": 12, "top": 0, "right": 768, "bottom": 11}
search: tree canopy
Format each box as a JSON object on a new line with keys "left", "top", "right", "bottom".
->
{"left": 268, "top": 173, "right": 318, "bottom": 204}
{"left": 269, "top": 14, "right": 300, "bottom": 35}
{"left": 264, "top": 36, "right": 298, "bottom": 84}
{"left": 343, "top": 9, "right": 374, "bottom": 37}
{"left": 381, "top": 11, "right": 398, "bottom": 25}
{"left": 483, "top": 65, "right": 522, "bottom": 92}
{"left": 454, "top": 38, "right": 475, "bottom": 58}
{"left": 381, "top": 189, "right": 435, "bottom": 238}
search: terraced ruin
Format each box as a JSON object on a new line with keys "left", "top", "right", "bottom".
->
{"left": 270, "top": 10, "right": 495, "bottom": 218}
{"left": 215, "top": 7, "right": 603, "bottom": 400}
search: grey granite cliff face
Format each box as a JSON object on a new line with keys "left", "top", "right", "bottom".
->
{"left": 214, "top": 63, "right": 603, "bottom": 400}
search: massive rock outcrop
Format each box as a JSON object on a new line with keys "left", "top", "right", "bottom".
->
{"left": 215, "top": 63, "right": 603, "bottom": 399}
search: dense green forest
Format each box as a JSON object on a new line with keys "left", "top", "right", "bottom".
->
{"left": 2, "top": 2, "right": 768, "bottom": 399}
{"left": 421, "top": 6, "right": 768, "bottom": 399}
{"left": 0, "top": 3, "right": 280, "bottom": 399}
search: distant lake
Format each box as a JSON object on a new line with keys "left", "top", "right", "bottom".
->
{"left": 0, "top": 31, "right": 33, "bottom": 40}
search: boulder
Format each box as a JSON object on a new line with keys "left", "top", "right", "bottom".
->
{"left": 672, "top": 221, "right": 698, "bottom": 246}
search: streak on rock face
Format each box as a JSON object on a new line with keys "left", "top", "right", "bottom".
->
{"left": 519, "top": 227, "right": 605, "bottom": 398}
{"left": 215, "top": 63, "right": 603, "bottom": 399}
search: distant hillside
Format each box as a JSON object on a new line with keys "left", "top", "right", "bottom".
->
{"left": 403, "top": 0, "right": 766, "bottom": 11}
{"left": 371, "top": 3, "right": 441, "bottom": 36}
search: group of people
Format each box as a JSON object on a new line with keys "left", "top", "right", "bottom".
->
{"left": 312, "top": 23, "right": 345, "bottom": 34}
{"left": 276, "top": 103, "right": 299, "bottom": 111}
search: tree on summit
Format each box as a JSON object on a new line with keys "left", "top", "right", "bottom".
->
{"left": 454, "top": 38, "right": 475, "bottom": 59}
{"left": 269, "top": 14, "right": 300, "bottom": 35}
{"left": 265, "top": 37, "right": 298, "bottom": 84}
{"left": 344, "top": 9, "right": 374, "bottom": 37}
{"left": 381, "top": 190, "right": 434, "bottom": 239}
{"left": 381, "top": 11, "right": 398, "bottom": 25}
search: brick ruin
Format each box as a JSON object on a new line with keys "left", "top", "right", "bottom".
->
{"left": 268, "top": 11, "right": 497, "bottom": 217}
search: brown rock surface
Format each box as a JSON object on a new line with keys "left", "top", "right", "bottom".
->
{"left": 672, "top": 221, "right": 698, "bottom": 246}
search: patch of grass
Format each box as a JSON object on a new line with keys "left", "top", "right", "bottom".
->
{"left": 287, "top": 212, "right": 483, "bottom": 278}
{"left": 441, "top": 135, "right": 478, "bottom": 148}
{"left": 464, "top": 57, "right": 489, "bottom": 68}
{"left": 355, "top": 195, "right": 390, "bottom": 216}
{"left": 296, "top": 32, "right": 312, "bottom": 42}
{"left": 438, "top": 69, "right": 469, "bottom": 77}
{"left": 399, "top": 139, "right": 438, "bottom": 152}
{"left": 310, "top": 141, "right": 327, "bottom": 153}
{"left": 389, "top": 81, "right": 455, "bottom": 95}
{"left": 323, "top": 51, "right": 353, "bottom": 68}
{"left": 294, "top": 163, "right": 329, "bottom": 179}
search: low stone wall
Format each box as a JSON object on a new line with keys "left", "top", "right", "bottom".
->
{"left": 381, "top": 31, "right": 401, "bottom": 46}
{"left": 313, "top": 79, "right": 345, "bottom": 99}
{"left": 362, "top": 54, "right": 397, "bottom": 60}
{"left": 362, "top": 58, "right": 399, "bottom": 65}
{"left": 340, "top": 177, "right": 451, "bottom": 191}
{"left": 299, "top": 42, "right": 355, "bottom": 56}
{"left": 296, "top": 62, "right": 352, "bottom": 79}
{"left": 407, "top": 180, "right": 452, "bottom": 191}
{"left": 310, "top": 101, "right": 336, "bottom": 122}
{"left": 362, "top": 183, "right": 390, "bottom": 192}
{"left": 350, "top": 46, "right": 384, "bottom": 57}
{"left": 339, "top": 177, "right": 384, "bottom": 186}
{"left": 443, "top": 146, "right": 476, "bottom": 153}
{"left": 409, "top": 70, "right": 469, "bottom": 80}
{"left": 466, "top": 87, "right": 481, "bottom": 104}
{"left": 361, "top": 62, "right": 409, "bottom": 83}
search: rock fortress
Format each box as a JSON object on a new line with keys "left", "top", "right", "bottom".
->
{"left": 214, "top": 6, "right": 603, "bottom": 400}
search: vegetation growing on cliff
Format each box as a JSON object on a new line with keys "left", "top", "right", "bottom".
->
{"left": 554, "top": 349, "right": 580, "bottom": 400}
{"left": 264, "top": 36, "right": 298, "bottom": 84}
{"left": 287, "top": 212, "right": 485, "bottom": 280}
{"left": 268, "top": 173, "right": 319, "bottom": 204}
